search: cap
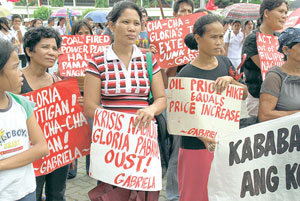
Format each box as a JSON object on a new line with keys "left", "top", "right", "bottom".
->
{"left": 278, "top": 27, "right": 300, "bottom": 53}
{"left": 24, "top": 18, "right": 30, "bottom": 22}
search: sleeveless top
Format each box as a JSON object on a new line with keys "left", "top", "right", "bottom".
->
{"left": 21, "top": 74, "right": 60, "bottom": 94}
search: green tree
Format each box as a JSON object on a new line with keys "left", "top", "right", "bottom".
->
{"left": 95, "top": 0, "right": 104, "bottom": 8}
{"left": 50, "top": 0, "right": 64, "bottom": 7}
{"left": 15, "top": 0, "right": 37, "bottom": 6}
{"left": 33, "top": 6, "right": 52, "bottom": 20}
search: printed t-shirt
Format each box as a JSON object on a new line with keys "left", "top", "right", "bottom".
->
{"left": 85, "top": 45, "right": 160, "bottom": 114}
{"left": 136, "top": 31, "right": 150, "bottom": 49}
{"left": 0, "top": 92, "right": 36, "bottom": 201}
{"left": 176, "top": 55, "right": 233, "bottom": 150}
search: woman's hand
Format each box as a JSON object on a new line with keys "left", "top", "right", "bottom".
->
{"left": 77, "top": 96, "right": 84, "bottom": 107}
{"left": 213, "top": 76, "right": 233, "bottom": 93}
{"left": 197, "top": 136, "right": 217, "bottom": 152}
{"left": 133, "top": 107, "right": 156, "bottom": 130}
{"left": 149, "top": 44, "right": 157, "bottom": 54}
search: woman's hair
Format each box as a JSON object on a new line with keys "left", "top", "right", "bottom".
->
{"left": 57, "top": 17, "right": 65, "bottom": 26}
{"left": 0, "top": 39, "right": 15, "bottom": 72}
{"left": 71, "top": 20, "right": 93, "bottom": 35}
{"left": 23, "top": 27, "right": 62, "bottom": 62}
{"left": 108, "top": 1, "right": 142, "bottom": 23}
{"left": 185, "top": 15, "right": 222, "bottom": 50}
{"left": 259, "top": 0, "right": 288, "bottom": 22}
{"left": 31, "top": 18, "right": 43, "bottom": 28}
{"left": 140, "top": 7, "right": 148, "bottom": 16}
{"left": 0, "top": 17, "right": 10, "bottom": 32}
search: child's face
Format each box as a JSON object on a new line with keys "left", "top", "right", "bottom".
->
{"left": 0, "top": 51, "right": 23, "bottom": 94}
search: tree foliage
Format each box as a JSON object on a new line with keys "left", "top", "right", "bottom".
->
{"left": 15, "top": 0, "right": 37, "bottom": 6}
{"left": 50, "top": 0, "right": 64, "bottom": 7}
{"left": 95, "top": 0, "right": 109, "bottom": 8}
{"left": 33, "top": 6, "right": 52, "bottom": 20}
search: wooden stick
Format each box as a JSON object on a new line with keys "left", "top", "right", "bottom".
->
{"left": 158, "top": 0, "right": 165, "bottom": 19}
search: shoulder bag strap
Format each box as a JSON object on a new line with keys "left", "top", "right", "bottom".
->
{"left": 146, "top": 52, "right": 153, "bottom": 101}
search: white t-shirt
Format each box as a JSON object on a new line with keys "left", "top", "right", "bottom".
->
{"left": 0, "top": 30, "right": 17, "bottom": 42}
{"left": 0, "top": 92, "right": 36, "bottom": 201}
{"left": 11, "top": 26, "right": 27, "bottom": 55}
{"left": 224, "top": 30, "right": 244, "bottom": 59}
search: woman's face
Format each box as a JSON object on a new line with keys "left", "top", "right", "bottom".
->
{"left": 35, "top": 20, "right": 43, "bottom": 28}
{"left": 196, "top": 21, "right": 224, "bottom": 56}
{"left": 0, "top": 51, "right": 22, "bottom": 93}
{"left": 110, "top": 8, "right": 141, "bottom": 46}
{"left": 27, "top": 38, "right": 59, "bottom": 68}
{"left": 265, "top": 3, "right": 288, "bottom": 30}
{"left": 245, "top": 21, "right": 254, "bottom": 31}
{"left": 288, "top": 43, "right": 300, "bottom": 63}
{"left": 77, "top": 25, "right": 91, "bottom": 35}
{"left": 232, "top": 22, "right": 241, "bottom": 33}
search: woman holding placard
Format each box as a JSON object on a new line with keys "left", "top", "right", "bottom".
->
{"left": 259, "top": 27, "right": 300, "bottom": 122}
{"left": 0, "top": 39, "right": 49, "bottom": 201}
{"left": 84, "top": 1, "right": 166, "bottom": 200}
{"left": 177, "top": 14, "right": 247, "bottom": 201}
{"left": 241, "top": 0, "right": 288, "bottom": 117}
{"left": 19, "top": 27, "right": 71, "bottom": 201}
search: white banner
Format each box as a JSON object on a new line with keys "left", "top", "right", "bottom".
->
{"left": 90, "top": 108, "right": 162, "bottom": 191}
{"left": 167, "top": 77, "right": 243, "bottom": 137}
{"left": 208, "top": 112, "right": 300, "bottom": 201}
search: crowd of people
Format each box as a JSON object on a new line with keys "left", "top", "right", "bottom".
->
{"left": 1, "top": 0, "right": 299, "bottom": 200}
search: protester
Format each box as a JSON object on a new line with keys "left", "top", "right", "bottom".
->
{"left": 24, "top": 18, "right": 31, "bottom": 30}
{"left": 56, "top": 18, "right": 66, "bottom": 35}
{"left": 102, "top": 11, "right": 114, "bottom": 43}
{"left": 241, "top": 0, "right": 288, "bottom": 117}
{"left": 224, "top": 20, "right": 245, "bottom": 70}
{"left": 67, "top": 20, "right": 93, "bottom": 179}
{"left": 136, "top": 7, "right": 150, "bottom": 50}
{"left": 11, "top": 14, "right": 27, "bottom": 68}
{"left": 164, "top": 1, "right": 194, "bottom": 201}
{"left": 84, "top": 1, "right": 166, "bottom": 200}
{"left": 0, "top": 17, "right": 18, "bottom": 45}
{"left": 31, "top": 18, "right": 43, "bottom": 28}
{"left": 20, "top": 27, "right": 69, "bottom": 201}
{"left": 259, "top": 27, "right": 300, "bottom": 122}
{"left": 243, "top": 20, "right": 254, "bottom": 38}
{"left": 47, "top": 17, "right": 55, "bottom": 28}
{"left": 177, "top": 14, "right": 247, "bottom": 201}
{"left": 0, "top": 39, "right": 49, "bottom": 201}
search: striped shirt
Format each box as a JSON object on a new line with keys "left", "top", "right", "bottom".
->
{"left": 86, "top": 45, "right": 160, "bottom": 114}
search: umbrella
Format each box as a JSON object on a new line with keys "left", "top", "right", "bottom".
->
{"left": 51, "top": 8, "right": 82, "bottom": 17}
{"left": 0, "top": 7, "right": 11, "bottom": 17}
{"left": 221, "top": 3, "right": 260, "bottom": 21}
{"left": 84, "top": 11, "right": 108, "bottom": 23}
{"left": 282, "top": 7, "right": 300, "bottom": 30}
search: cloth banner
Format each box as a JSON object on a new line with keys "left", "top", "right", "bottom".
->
{"left": 167, "top": 77, "right": 243, "bottom": 137}
{"left": 23, "top": 78, "right": 91, "bottom": 176}
{"left": 257, "top": 33, "right": 285, "bottom": 80}
{"left": 59, "top": 35, "right": 111, "bottom": 77}
{"left": 208, "top": 112, "right": 300, "bottom": 201}
{"left": 90, "top": 108, "right": 162, "bottom": 191}
{"left": 146, "top": 12, "right": 206, "bottom": 68}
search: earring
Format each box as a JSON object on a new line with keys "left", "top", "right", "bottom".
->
{"left": 286, "top": 52, "right": 290, "bottom": 56}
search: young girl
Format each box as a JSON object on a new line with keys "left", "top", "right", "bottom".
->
{"left": 177, "top": 15, "right": 247, "bottom": 201}
{"left": 0, "top": 39, "right": 49, "bottom": 201}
